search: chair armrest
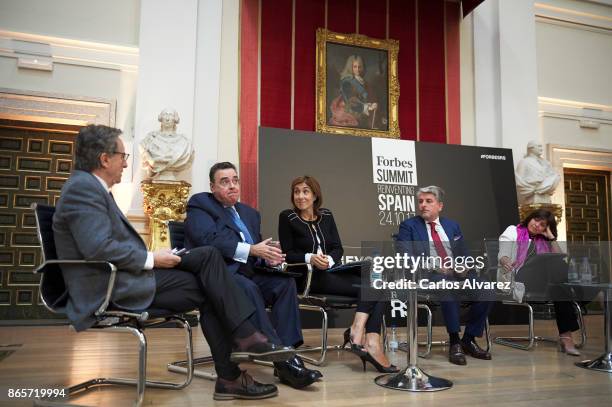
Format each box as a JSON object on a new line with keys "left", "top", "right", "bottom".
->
{"left": 298, "top": 294, "right": 328, "bottom": 309}
{"left": 34, "top": 259, "right": 117, "bottom": 274}
{"left": 279, "top": 262, "right": 308, "bottom": 270}
{"left": 34, "top": 259, "right": 117, "bottom": 317}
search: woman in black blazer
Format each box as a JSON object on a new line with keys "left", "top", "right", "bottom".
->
{"left": 278, "top": 175, "right": 397, "bottom": 373}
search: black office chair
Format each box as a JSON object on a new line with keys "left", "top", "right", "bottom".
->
{"left": 32, "top": 204, "right": 195, "bottom": 406}
{"left": 483, "top": 238, "right": 586, "bottom": 351}
{"left": 168, "top": 220, "right": 186, "bottom": 250}
{"left": 291, "top": 260, "right": 363, "bottom": 365}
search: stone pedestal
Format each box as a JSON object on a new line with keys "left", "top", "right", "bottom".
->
{"left": 141, "top": 180, "right": 191, "bottom": 250}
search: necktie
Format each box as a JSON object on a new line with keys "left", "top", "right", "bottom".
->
{"left": 228, "top": 207, "right": 254, "bottom": 244}
{"left": 428, "top": 222, "right": 449, "bottom": 259}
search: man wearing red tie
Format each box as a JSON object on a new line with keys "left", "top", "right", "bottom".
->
{"left": 397, "top": 186, "right": 494, "bottom": 365}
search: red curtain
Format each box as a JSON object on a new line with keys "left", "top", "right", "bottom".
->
{"left": 240, "top": 0, "right": 461, "bottom": 206}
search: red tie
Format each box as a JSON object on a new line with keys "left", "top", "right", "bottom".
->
{"left": 429, "top": 222, "right": 449, "bottom": 259}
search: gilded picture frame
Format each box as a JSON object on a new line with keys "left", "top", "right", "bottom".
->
{"left": 315, "top": 28, "right": 400, "bottom": 138}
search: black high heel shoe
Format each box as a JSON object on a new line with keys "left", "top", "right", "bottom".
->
{"left": 359, "top": 352, "right": 399, "bottom": 373}
{"left": 342, "top": 328, "right": 366, "bottom": 355}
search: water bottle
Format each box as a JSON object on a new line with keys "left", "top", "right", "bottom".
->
{"left": 591, "top": 263, "right": 599, "bottom": 283}
{"left": 389, "top": 326, "right": 399, "bottom": 352}
{"left": 580, "top": 257, "right": 592, "bottom": 284}
{"left": 370, "top": 250, "right": 382, "bottom": 288}
{"left": 568, "top": 258, "right": 579, "bottom": 283}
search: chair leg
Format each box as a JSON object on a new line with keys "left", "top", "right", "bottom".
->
{"left": 136, "top": 327, "right": 147, "bottom": 405}
{"left": 494, "top": 302, "right": 566, "bottom": 351}
{"left": 418, "top": 303, "right": 433, "bottom": 358}
{"left": 142, "top": 317, "right": 195, "bottom": 389}
{"left": 398, "top": 303, "right": 433, "bottom": 358}
{"left": 494, "top": 302, "right": 537, "bottom": 350}
{"left": 572, "top": 301, "right": 587, "bottom": 349}
{"left": 36, "top": 318, "right": 194, "bottom": 407}
{"left": 297, "top": 304, "right": 336, "bottom": 366}
{"left": 400, "top": 306, "right": 492, "bottom": 356}
{"left": 484, "top": 317, "right": 492, "bottom": 352}
{"left": 168, "top": 355, "right": 217, "bottom": 381}
{"left": 381, "top": 314, "right": 388, "bottom": 352}
{"left": 167, "top": 318, "right": 217, "bottom": 381}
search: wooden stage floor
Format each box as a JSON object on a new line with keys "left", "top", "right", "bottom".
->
{"left": 0, "top": 316, "right": 611, "bottom": 406}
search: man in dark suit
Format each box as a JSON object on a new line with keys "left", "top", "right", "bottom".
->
{"left": 184, "top": 162, "right": 322, "bottom": 389}
{"left": 53, "top": 125, "right": 295, "bottom": 400}
{"left": 397, "top": 185, "right": 494, "bottom": 365}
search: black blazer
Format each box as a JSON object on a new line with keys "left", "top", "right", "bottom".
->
{"left": 278, "top": 208, "right": 343, "bottom": 267}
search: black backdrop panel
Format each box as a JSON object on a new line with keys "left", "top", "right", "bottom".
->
{"left": 258, "top": 127, "right": 522, "bottom": 327}
{"left": 413, "top": 142, "right": 520, "bottom": 241}
{"left": 259, "top": 127, "right": 519, "bottom": 242}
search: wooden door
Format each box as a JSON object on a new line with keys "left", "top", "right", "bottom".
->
{"left": 0, "top": 119, "right": 79, "bottom": 323}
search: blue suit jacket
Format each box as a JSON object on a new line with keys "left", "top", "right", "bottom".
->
{"left": 397, "top": 215, "right": 468, "bottom": 258}
{"left": 184, "top": 192, "right": 261, "bottom": 275}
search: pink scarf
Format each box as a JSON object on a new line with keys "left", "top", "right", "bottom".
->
{"left": 514, "top": 224, "right": 551, "bottom": 269}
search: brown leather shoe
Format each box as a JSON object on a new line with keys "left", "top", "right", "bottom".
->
{"left": 214, "top": 370, "right": 278, "bottom": 400}
{"left": 461, "top": 339, "right": 491, "bottom": 360}
{"left": 448, "top": 343, "right": 467, "bottom": 365}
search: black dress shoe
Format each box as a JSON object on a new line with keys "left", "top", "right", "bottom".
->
{"left": 461, "top": 339, "right": 491, "bottom": 360}
{"left": 293, "top": 355, "right": 323, "bottom": 379}
{"left": 274, "top": 355, "right": 323, "bottom": 389}
{"left": 358, "top": 352, "right": 400, "bottom": 373}
{"left": 214, "top": 370, "right": 278, "bottom": 400}
{"left": 448, "top": 343, "right": 467, "bottom": 365}
{"left": 231, "top": 331, "right": 295, "bottom": 362}
{"left": 343, "top": 328, "right": 366, "bottom": 356}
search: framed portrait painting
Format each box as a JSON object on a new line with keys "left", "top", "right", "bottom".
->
{"left": 316, "top": 28, "right": 399, "bottom": 138}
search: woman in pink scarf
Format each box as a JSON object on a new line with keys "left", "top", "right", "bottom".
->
{"left": 498, "top": 209, "right": 581, "bottom": 355}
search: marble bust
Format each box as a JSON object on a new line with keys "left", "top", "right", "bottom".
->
{"left": 515, "top": 141, "right": 560, "bottom": 204}
{"left": 140, "top": 108, "right": 193, "bottom": 181}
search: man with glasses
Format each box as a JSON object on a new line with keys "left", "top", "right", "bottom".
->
{"left": 185, "top": 162, "right": 322, "bottom": 390}
{"left": 53, "top": 126, "right": 294, "bottom": 400}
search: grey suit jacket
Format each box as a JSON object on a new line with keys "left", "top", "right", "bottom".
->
{"left": 53, "top": 170, "right": 156, "bottom": 331}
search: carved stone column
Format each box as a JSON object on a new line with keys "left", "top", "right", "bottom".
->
{"left": 141, "top": 180, "right": 191, "bottom": 250}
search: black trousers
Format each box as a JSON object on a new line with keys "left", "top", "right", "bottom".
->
{"left": 149, "top": 246, "right": 255, "bottom": 380}
{"left": 233, "top": 272, "right": 303, "bottom": 347}
{"left": 516, "top": 260, "right": 579, "bottom": 334}
{"left": 310, "top": 269, "right": 386, "bottom": 334}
